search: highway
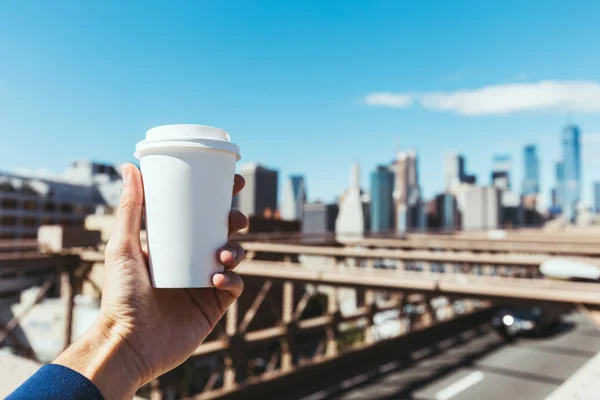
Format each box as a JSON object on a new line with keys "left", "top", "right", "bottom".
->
{"left": 304, "top": 313, "right": 600, "bottom": 400}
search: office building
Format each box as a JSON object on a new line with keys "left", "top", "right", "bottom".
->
{"left": 0, "top": 161, "right": 122, "bottom": 239}
{"left": 236, "top": 163, "right": 278, "bottom": 217}
{"left": 502, "top": 191, "right": 523, "bottom": 228}
{"left": 463, "top": 175, "right": 477, "bottom": 185}
{"left": 281, "top": 175, "right": 306, "bottom": 221}
{"left": 594, "top": 182, "right": 600, "bottom": 213}
{"left": 336, "top": 163, "right": 367, "bottom": 240}
{"left": 522, "top": 145, "right": 540, "bottom": 196}
{"left": 390, "top": 150, "right": 422, "bottom": 233}
{"left": 462, "top": 186, "right": 502, "bottom": 231}
{"left": 491, "top": 154, "right": 511, "bottom": 190}
{"left": 302, "top": 202, "right": 338, "bottom": 234}
{"left": 435, "top": 193, "right": 458, "bottom": 231}
{"left": 370, "top": 166, "right": 394, "bottom": 233}
{"left": 444, "top": 152, "right": 465, "bottom": 191}
{"left": 406, "top": 149, "right": 419, "bottom": 189}
{"left": 562, "top": 125, "right": 582, "bottom": 222}
{"left": 554, "top": 161, "right": 565, "bottom": 210}
{"left": 551, "top": 188, "right": 558, "bottom": 208}
{"left": 390, "top": 153, "right": 408, "bottom": 207}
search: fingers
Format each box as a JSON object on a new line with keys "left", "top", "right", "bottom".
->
{"left": 233, "top": 174, "right": 245, "bottom": 197}
{"left": 218, "top": 242, "right": 245, "bottom": 270}
{"left": 106, "top": 164, "right": 144, "bottom": 260}
{"left": 229, "top": 210, "right": 248, "bottom": 237}
{"left": 212, "top": 271, "right": 244, "bottom": 298}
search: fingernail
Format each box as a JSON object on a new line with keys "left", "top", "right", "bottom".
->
{"left": 218, "top": 273, "right": 231, "bottom": 284}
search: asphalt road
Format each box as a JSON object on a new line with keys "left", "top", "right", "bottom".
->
{"left": 306, "top": 312, "right": 600, "bottom": 400}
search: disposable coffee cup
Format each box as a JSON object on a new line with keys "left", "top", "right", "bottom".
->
{"left": 134, "top": 125, "right": 241, "bottom": 288}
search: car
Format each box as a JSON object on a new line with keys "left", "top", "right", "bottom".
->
{"left": 492, "top": 306, "right": 560, "bottom": 339}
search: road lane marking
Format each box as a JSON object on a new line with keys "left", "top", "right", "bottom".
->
{"left": 435, "top": 371, "right": 485, "bottom": 400}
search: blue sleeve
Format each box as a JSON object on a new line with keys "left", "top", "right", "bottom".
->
{"left": 7, "top": 364, "right": 104, "bottom": 400}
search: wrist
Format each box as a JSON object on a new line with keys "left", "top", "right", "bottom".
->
{"left": 54, "top": 317, "right": 143, "bottom": 400}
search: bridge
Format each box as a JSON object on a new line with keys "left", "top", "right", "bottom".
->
{"left": 1, "top": 228, "right": 600, "bottom": 399}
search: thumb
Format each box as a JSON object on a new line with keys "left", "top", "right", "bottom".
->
{"left": 107, "top": 163, "right": 144, "bottom": 258}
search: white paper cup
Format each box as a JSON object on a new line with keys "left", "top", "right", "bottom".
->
{"left": 134, "top": 125, "right": 241, "bottom": 288}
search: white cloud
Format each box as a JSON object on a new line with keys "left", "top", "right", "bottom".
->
{"left": 364, "top": 92, "right": 413, "bottom": 108}
{"left": 364, "top": 80, "right": 600, "bottom": 116}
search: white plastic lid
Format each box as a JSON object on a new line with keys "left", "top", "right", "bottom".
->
{"left": 134, "top": 124, "right": 241, "bottom": 160}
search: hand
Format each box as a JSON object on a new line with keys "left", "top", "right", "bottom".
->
{"left": 54, "top": 163, "right": 248, "bottom": 399}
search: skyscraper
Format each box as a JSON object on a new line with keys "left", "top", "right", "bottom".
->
{"left": 463, "top": 186, "right": 502, "bottom": 231}
{"left": 491, "top": 154, "right": 511, "bottom": 190}
{"left": 302, "top": 202, "right": 338, "bottom": 234}
{"left": 555, "top": 161, "right": 565, "bottom": 209}
{"left": 236, "top": 163, "right": 278, "bottom": 217}
{"left": 444, "top": 152, "right": 465, "bottom": 190}
{"left": 594, "top": 182, "right": 600, "bottom": 213}
{"left": 435, "top": 193, "right": 458, "bottom": 231}
{"left": 336, "top": 163, "right": 367, "bottom": 240}
{"left": 281, "top": 175, "right": 306, "bottom": 221}
{"left": 390, "top": 149, "right": 422, "bottom": 232}
{"left": 562, "top": 125, "right": 582, "bottom": 222}
{"left": 406, "top": 149, "right": 419, "bottom": 189}
{"left": 370, "top": 165, "right": 394, "bottom": 233}
{"left": 522, "top": 145, "right": 540, "bottom": 196}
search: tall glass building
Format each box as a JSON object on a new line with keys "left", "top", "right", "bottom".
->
{"left": 594, "top": 182, "right": 600, "bottom": 213}
{"left": 370, "top": 166, "right": 395, "bottom": 233}
{"left": 522, "top": 145, "right": 539, "bottom": 196}
{"left": 555, "top": 161, "right": 564, "bottom": 209}
{"left": 281, "top": 175, "right": 306, "bottom": 221}
{"left": 491, "top": 154, "right": 511, "bottom": 190}
{"left": 562, "top": 125, "right": 582, "bottom": 222}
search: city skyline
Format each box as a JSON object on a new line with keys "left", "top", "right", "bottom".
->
{"left": 5, "top": 122, "right": 596, "bottom": 212}
{"left": 2, "top": 3, "right": 600, "bottom": 207}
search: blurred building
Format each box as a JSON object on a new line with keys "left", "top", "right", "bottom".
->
{"left": 463, "top": 174, "right": 477, "bottom": 184}
{"left": 554, "top": 161, "right": 565, "bottom": 211}
{"left": 302, "top": 202, "right": 338, "bottom": 234}
{"left": 435, "top": 193, "right": 458, "bottom": 231}
{"left": 390, "top": 150, "right": 423, "bottom": 233}
{"left": 281, "top": 175, "right": 306, "bottom": 221}
{"left": 236, "top": 163, "right": 278, "bottom": 217}
{"left": 0, "top": 161, "right": 122, "bottom": 239}
{"left": 522, "top": 144, "right": 540, "bottom": 196}
{"left": 523, "top": 195, "right": 543, "bottom": 226}
{"left": 502, "top": 191, "right": 523, "bottom": 228}
{"left": 336, "top": 163, "right": 368, "bottom": 240}
{"left": 462, "top": 186, "right": 502, "bottom": 230}
{"left": 561, "top": 125, "right": 582, "bottom": 222}
{"left": 370, "top": 165, "right": 394, "bottom": 233}
{"left": 246, "top": 215, "right": 300, "bottom": 234}
{"left": 444, "top": 152, "right": 465, "bottom": 191}
{"left": 594, "top": 182, "right": 600, "bottom": 213}
{"left": 491, "top": 154, "right": 511, "bottom": 190}
{"left": 425, "top": 198, "right": 440, "bottom": 229}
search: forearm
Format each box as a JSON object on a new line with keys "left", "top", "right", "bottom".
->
{"left": 53, "top": 318, "right": 143, "bottom": 400}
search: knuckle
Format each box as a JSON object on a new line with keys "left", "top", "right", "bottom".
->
{"left": 119, "top": 196, "right": 138, "bottom": 212}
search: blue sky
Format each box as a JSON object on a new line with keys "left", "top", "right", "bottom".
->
{"left": 2, "top": 1, "right": 600, "bottom": 207}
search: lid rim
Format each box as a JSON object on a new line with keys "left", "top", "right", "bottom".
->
{"left": 134, "top": 138, "right": 241, "bottom": 161}
{"left": 146, "top": 124, "right": 231, "bottom": 142}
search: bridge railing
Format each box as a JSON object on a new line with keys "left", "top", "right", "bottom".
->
{"left": 161, "top": 272, "right": 491, "bottom": 399}
{"left": 3, "top": 234, "right": 600, "bottom": 399}
{"left": 240, "top": 241, "right": 558, "bottom": 279}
